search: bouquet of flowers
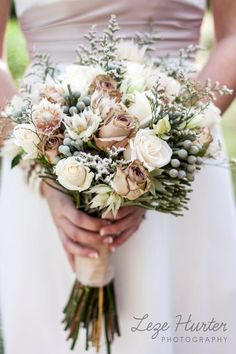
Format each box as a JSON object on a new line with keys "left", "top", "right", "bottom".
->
{"left": 0, "top": 15, "right": 232, "bottom": 354}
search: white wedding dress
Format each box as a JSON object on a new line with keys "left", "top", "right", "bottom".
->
{"left": 1, "top": 1, "right": 236, "bottom": 353}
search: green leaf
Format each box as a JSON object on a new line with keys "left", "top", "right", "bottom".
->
{"left": 11, "top": 153, "right": 23, "bottom": 169}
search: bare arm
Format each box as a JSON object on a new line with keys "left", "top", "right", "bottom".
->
{"left": 0, "top": 0, "right": 17, "bottom": 107}
{"left": 197, "top": 0, "right": 236, "bottom": 113}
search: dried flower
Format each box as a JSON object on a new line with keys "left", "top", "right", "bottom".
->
{"left": 94, "top": 110, "right": 138, "bottom": 150}
{"left": 32, "top": 99, "right": 64, "bottom": 135}
{"left": 112, "top": 160, "right": 150, "bottom": 200}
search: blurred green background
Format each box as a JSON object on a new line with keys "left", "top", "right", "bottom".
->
{"left": 5, "top": 12, "right": 236, "bottom": 195}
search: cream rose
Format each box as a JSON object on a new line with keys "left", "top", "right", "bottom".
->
{"left": 146, "top": 68, "right": 181, "bottom": 100}
{"left": 128, "top": 91, "right": 153, "bottom": 128}
{"left": 55, "top": 157, "right": 94, "bottom": 191}
{"left": 14, "top": 123, "right": 40, "bottom": 159}
{"left": 63, "top": 65, "right": 105, "bottom": 97}
{"left": 40, "top": 76, "right": 65, "bottom": 104}
{"left": 112, "top": 160, "right": 150, "bottom": 200}
{"left": 126, "top": 129, "right": 172, "bottom": 171}
{"left": 120, "top": 62, "right": 146, "bottom": 93}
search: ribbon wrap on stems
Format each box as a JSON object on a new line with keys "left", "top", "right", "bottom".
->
{"left": 63, "top": 230, "right": 120, "bottom": 353}
{"left": 75, "top": 243, "right": 114, "bottom": 287}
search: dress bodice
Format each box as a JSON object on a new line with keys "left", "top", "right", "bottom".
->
{"left": 15, "top": 0, "right": 206, "bottom": 63}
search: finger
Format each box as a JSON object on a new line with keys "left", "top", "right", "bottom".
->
{"left": 62, "top": 233, "right": 99, "bottom": 258}
{"left": 67, "top": 210, "right": 109, "bottom": 232}
{"left": 59, "top": 217, "right": 103, "bottom": 245}
{"left": 104, "top": 206, "right": 137, "bottom": 221}
{"left": 110, "top": 225, "right": 139, "bottom": 250}
{"left": 100, "top": 211, "right": 144, "bottom": 236}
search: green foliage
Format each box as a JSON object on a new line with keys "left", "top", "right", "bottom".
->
{"left": 11, "top": 152, "right": 23, "bottom": 168}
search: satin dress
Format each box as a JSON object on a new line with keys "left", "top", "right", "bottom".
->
{"left": 0, "top": 1, "right": 236, "bottom": 353}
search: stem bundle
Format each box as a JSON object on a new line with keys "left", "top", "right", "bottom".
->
{"left": 62, "top": 279, "right": 120, "bottom": 353}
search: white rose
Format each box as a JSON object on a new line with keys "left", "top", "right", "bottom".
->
{"left": 126, "top": 129, "right": 172, "bottom": 171}
{"left": 116, "top": 40, "right": 146, "bottom": 63}
{"left": 120, "top": 62, "right": 146, "bottom": 93}
{"left": 55, "top": 157, "right": 94, "bottom": 191}
{"left": 63, "top": 64, "right": 105, "bottom": 97}
{"left": 146, "top": 68, "right": 181, "bottom": 100}
{"left": 187, "top": 103, "right": 221, "bottom": 129}
{"left": 13, "top": 123, "right": 40, "bottom": 159}
{"left": 128, "top": 91, "right": 153, "bottom": 128}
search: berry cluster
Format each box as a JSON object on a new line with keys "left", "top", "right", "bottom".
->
{"left": 168, "top": 139, "right": 203, "bottom": 181}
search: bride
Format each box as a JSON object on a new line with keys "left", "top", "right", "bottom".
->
{"left": 0, "top": 0, "right": 236, "bottom": 353}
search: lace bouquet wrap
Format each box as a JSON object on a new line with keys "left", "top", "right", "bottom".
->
{"left": 0, "top": 15, "right": 231, "bottom": 354}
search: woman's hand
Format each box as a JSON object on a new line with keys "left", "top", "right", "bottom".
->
{"left": 42, "top": 183, "right": 145, "bottom": 270}
{"left": 101, "top": 206, "right": 146, "bottom": 252}
{"left": 42, "top": 183, "right": 111, "bottom": 271}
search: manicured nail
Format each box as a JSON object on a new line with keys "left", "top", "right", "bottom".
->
{"left": 100, "top": 229, "right": 105, "bottom": 236}
{"left": 103, "top": 237, "right": 113, "bottom": 244}
{"left": 88, "top": 252, "right": 99, "bottom": 259}
{"left": 110, "top": 246, "right": 116, "bottom": 253}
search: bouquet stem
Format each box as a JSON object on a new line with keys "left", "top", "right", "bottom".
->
{"left": 62, "top": 280, "right": 120, "bottom": 353}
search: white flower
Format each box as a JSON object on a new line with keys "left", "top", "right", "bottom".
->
{"left": 153, "top": 115, "right": 171, "bottom": 136}
{"left": 26, "top": 76, "right": 65, "bottom": 105}
{"left": 13, "top": 123, "right": 40, "bottom": 159}
{"left": 5, "top": 95, "right": 26, "bottom": 116}
{"left": 63, "top": 64, "right": 105, "bottom": 97}
{"left": 187, "top": 103, "right": 221, "bottom": 129}
{"left": 0, "top": 138, "right": 21, "bottom": 159}
{"left": 90, "top": 90, "right": 119, "bottom": 119}
{"left": 65, "top": 108, "right": 101, "bottom": 141}
{"left": 116, "top": 40, "right": 146, "bottom": 63}
{"left": 146, "top": 68, "right": 181, "bottom": 100}
{"left": 125, "top": 129, "right": 172, "bottom": 171}
{"left": 55, "top": 157, "right": 94, "bottom": 191}
{"left": 41, "top": 76, "right": 65, "bottom": 104}
{"left": 87, "top": 184, "right": 122, "bottom": 217}
{"left": 120, "top": 62, "right": 146, "bottom": 93}
{"left": 128, "top": 91, "right": 153, "bottom": 128}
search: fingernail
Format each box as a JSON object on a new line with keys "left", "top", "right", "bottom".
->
{"left": 103, "top": 237, "right": 113, "bottom": 244}
{"left": 110, "top": 246, "right": 116, "bottom": 253}
{"left": 100, "top": 229, "right": 105, "bottom": 236}
{"left": 88, "top": 252, "right": 99, "bottom": 259}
